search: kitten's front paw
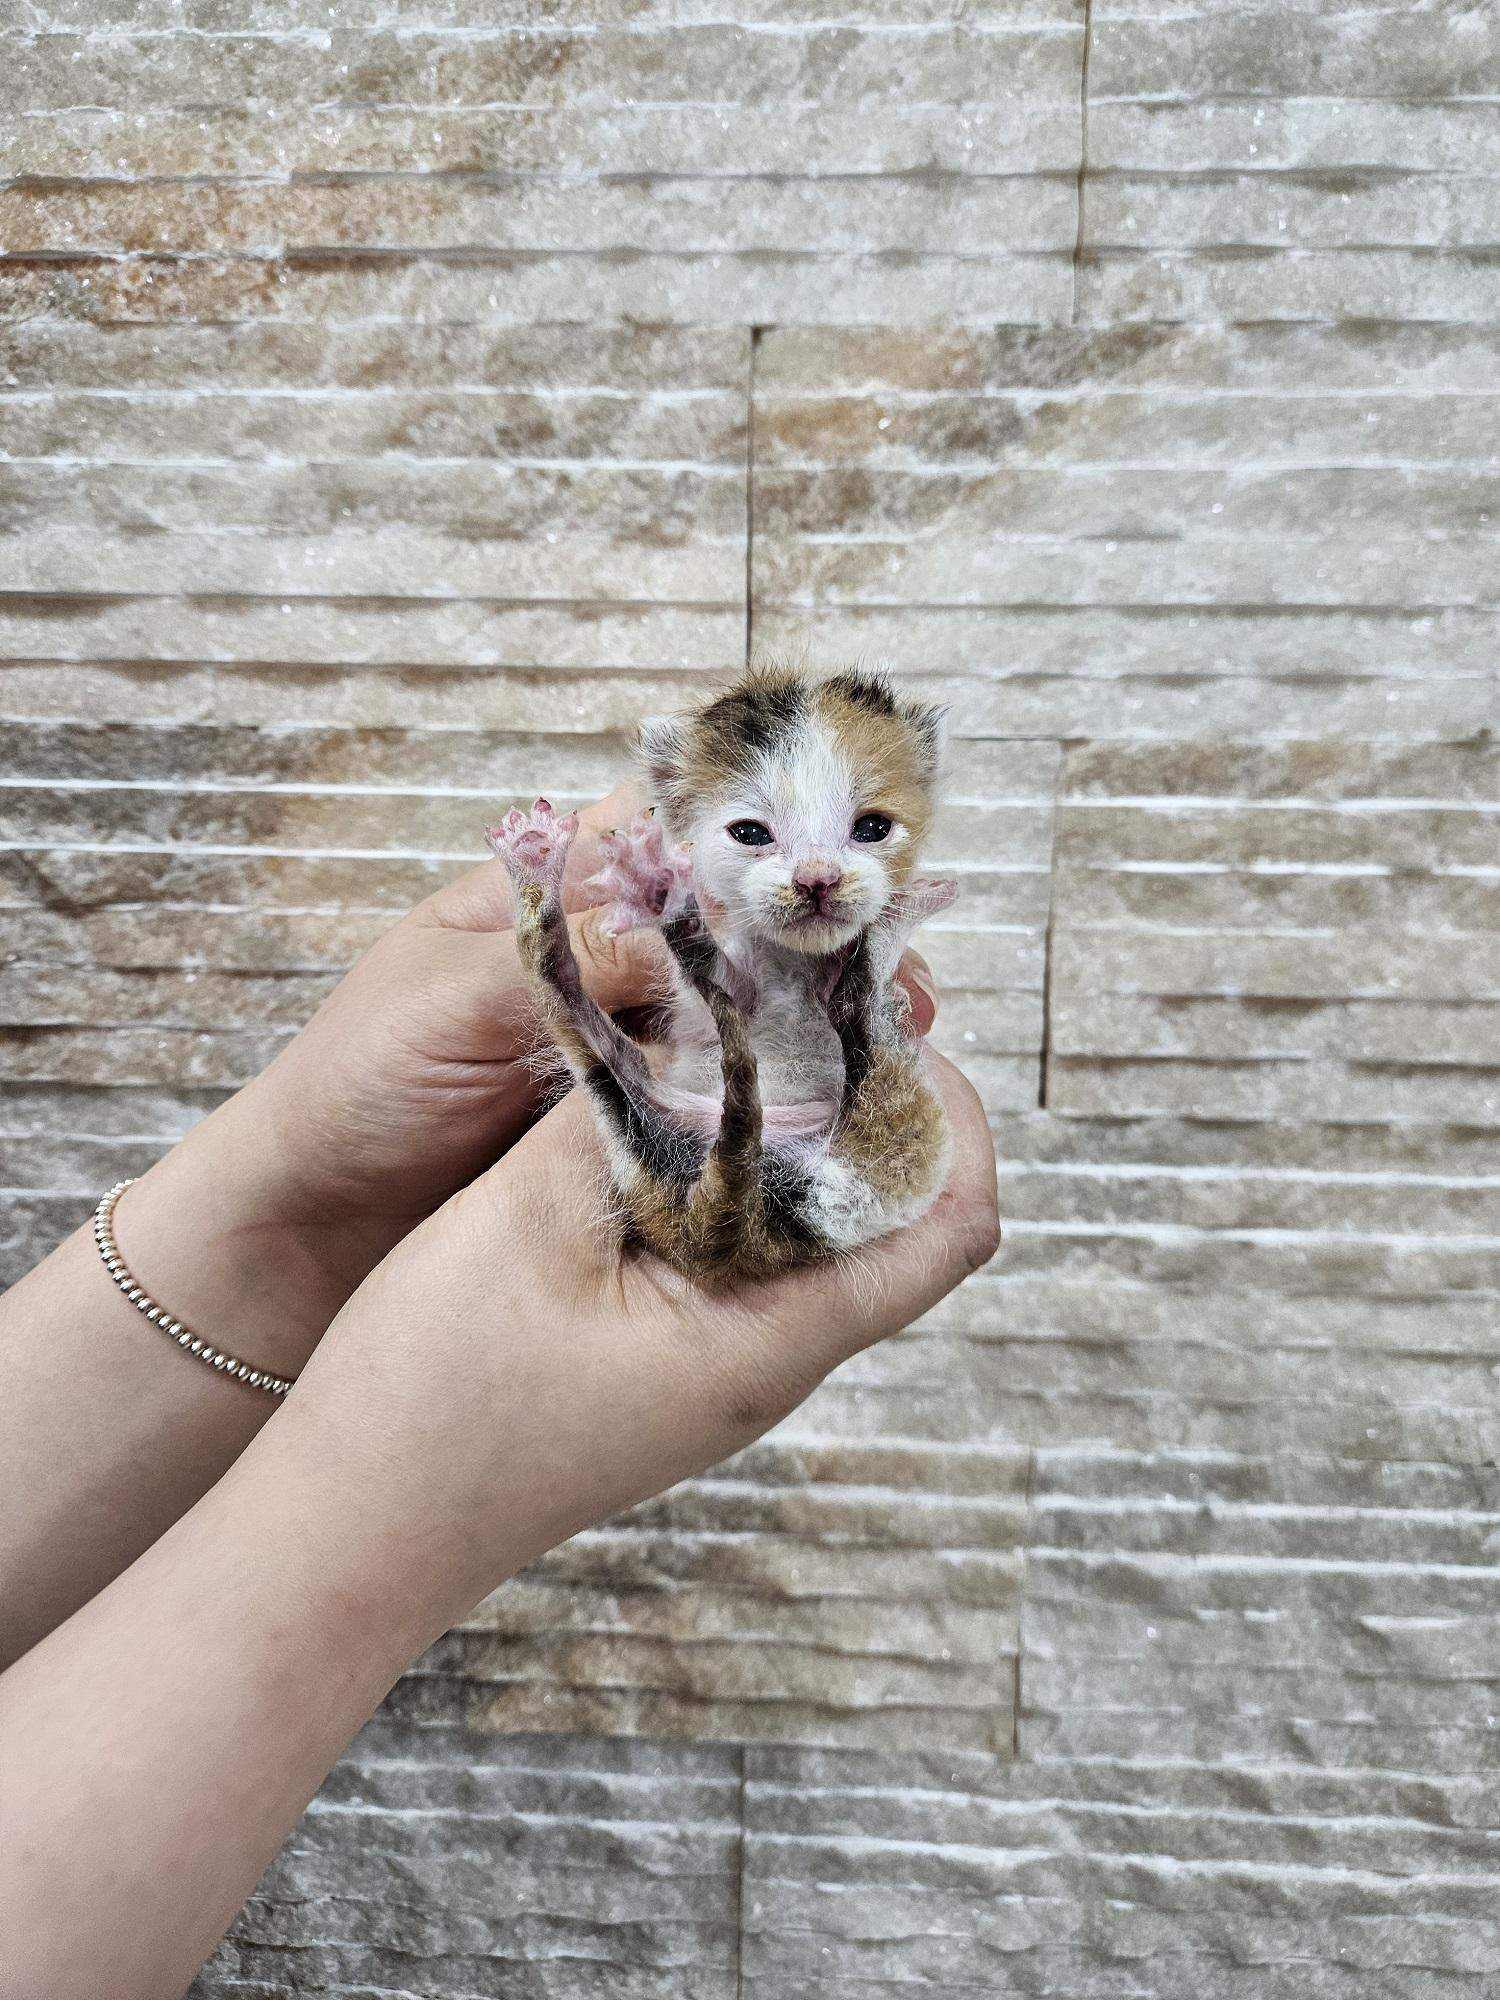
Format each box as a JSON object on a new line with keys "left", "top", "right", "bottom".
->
{"left": 485, "top": 797, "right": 580, "bottom": 890}
{"left": 587, "top": 809, "right": 695, "bottom": 934}
{"left": 890, "top": 876, "right": 959, "bottom": 924}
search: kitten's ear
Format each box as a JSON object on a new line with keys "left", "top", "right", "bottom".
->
{"left": 637, "top": 713, "right": 691, "bottom": 794}
{"left": 902, "top": 700, "right": 948, "bottom": 784}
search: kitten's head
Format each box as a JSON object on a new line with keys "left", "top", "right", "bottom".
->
{"left": 640, "top": 665, "right": 944, "bottom": 954}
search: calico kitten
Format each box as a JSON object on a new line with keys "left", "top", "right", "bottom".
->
{"left": 487, "top": 666, "right": 957, "bottom": 1279}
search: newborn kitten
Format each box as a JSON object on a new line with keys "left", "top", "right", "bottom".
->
{"left": 487, "top": 666, "right": 957, "bottom": 1280}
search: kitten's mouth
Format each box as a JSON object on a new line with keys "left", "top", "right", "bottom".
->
{"left": 771, "top": 904, "right": 863, "bottom": 952}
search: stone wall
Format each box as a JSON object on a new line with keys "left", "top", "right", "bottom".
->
{"left": 4, "top": 0, "right": 1500, "bottom": 1991}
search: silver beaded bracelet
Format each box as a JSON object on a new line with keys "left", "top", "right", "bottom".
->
{"left": 92, "top": 1179, "right": 297, "bottom": 1397}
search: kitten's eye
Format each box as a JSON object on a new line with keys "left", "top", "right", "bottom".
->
{"left": 851, "top": 812, "right": 893, "bottom": 843}
{"left": 727, "top": 819, "right": 774, "bottom": 847}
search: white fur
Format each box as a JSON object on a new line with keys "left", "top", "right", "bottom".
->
{"left": 682, "top": 713, "right": 909, "bottom": 962}
{"left": 627, "top": 686, "right": 951, "bottom": 1256}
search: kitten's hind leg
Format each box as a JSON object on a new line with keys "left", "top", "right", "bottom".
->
{"left": 653, "top": 911, "right": 786, "bottom": 1272}
{"left": 817, "top": 878, "right": 957, "bottom": 1244}
{"left": 486, "top": 800, "right": 688, "bottom": 1177}
{"left": 827, "top": 876, "right": 959, "bottom": 1102}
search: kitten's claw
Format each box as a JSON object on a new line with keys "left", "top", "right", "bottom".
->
{"left": 486, "top": 796, "right": 580, "bottom": 889}
{"left": 587, "top": 809, "right": 695, "bottom": 934}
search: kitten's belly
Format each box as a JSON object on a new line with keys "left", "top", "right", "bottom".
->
{"left": 659, "top": 993, "right": 844, "bottom": 1109}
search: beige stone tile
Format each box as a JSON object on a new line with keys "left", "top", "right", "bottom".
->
{"left": 1088, "top": 6, "right": 1500, "bottom": 100}
{"left": 0, "top": 596, "right": 744, "bottom": 670}
{"left": 0, "top": 531, "right": 743, "bottom": 607}
{"left": 1091, "top": 98, "right": 1500, "bottom": 174}
{"left": 0, "top": 0, "right": 1065, "bottom": 20}
{"left": 20, "top": 651, "right": 1480, "bottom": 745}
{"left": 0, "top": 99, "right": 1082, "bottom": 179}
{"left": 0, "top": 249, "right": 1077, "bottom": 326}
{"left": 0, "top": 15, "right": 1082, "bottom": 332}
{"left": 1047, "top": 739, "right": 1500, "bottom": 1121}
{"left": 0, "top": 841, "right": 458, "bottom": 914}
{"left": 1023, "top": 1449, "right": 1500, "bottom": 1770}
{"left": 0, "top": 662, "right": 734, "bottom": 730}
{"left": 0, "top": 173, "right": 1077, "bottom": 257}
{"left": 1088, "top": 171, "right": 1500, "bottom": 254}
{"left": 190, "top": 1720, "right": 741, "bottom": 2000}
{"left": 0, "top": 388, "right": 748, "bottom": 468}
{"left": 0, "top": 1024, "right": 291, "bottom": 1089}
{"left": 0, "top": 963, "right": 336, "bottom": 1032}
{"left": 10, "top": 23, "right": 1081, "bottom": 114}
{"left": 757, "top": 321, "right": 1500, "bottom": 393}
{"left": 751, "top": 327, "right": 1500, "bottom": 740}
{"left": 1083, "top": 0, "right": 1497, "bottom": 325}
{"left": 0, "top": 320, "right": 750, "bottom": 391}
{"left": 1051, "top": 1056, "right": 1500, "bottom": 1125}
{"left": 795, "top": 1296, "right": 1500, "bottom": 1465}
{"left": 1079, "top": 250, "right": 1500, "bottom": 324}
{"left": 742, "top": 1745, "right": 1500, "bottom": 1995}
{"left": 388, "top": 1437, "right": 1027, "bottom": 1753}
{"left": 0, "top": 1079, "right": 220, "bottom": 1142}
{"left": 803, "top": 1096, "right": 1500, "bottom": 1464}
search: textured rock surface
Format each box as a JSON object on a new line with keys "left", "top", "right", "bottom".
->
{"left": 7, "top": 0, "right": 1500, "bottom": 1991}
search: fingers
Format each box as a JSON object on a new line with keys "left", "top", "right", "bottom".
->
{"left": 896, "top": 949, "right": 938, "bottom": 1035}
{"left": 478, "top": 1051, "right": 997, "bottom": 1447}
{"left": 741, "top": 1050, "right": 998, "bottom": 1379}
{"left": 568, "top": 904, "right": 674, "bottom": 1016}
{"left": 415, "top": 855, "right": 516, "bottom": 935}
{"left": 575, "top": 781, "right": 649, "bottom": 840}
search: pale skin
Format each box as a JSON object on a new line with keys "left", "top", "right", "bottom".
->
{"left": 0, "top": 786, "right": 999, "bottom": 2000}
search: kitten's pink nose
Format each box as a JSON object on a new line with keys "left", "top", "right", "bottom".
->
{"left": 793, "top": 861, "right": 841, "bottom": 890}
{"left": 793, "top": 861, "right": 842, "bottom": 904}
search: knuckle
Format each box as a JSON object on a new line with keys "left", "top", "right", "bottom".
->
{"left": 952, "top": 1176, "right": 1012, "bottom": 1272}
{"left": 574, "top": 906, "right": 621, "bottom": 976}
{"left": 958, "top": 1191, "right": 1003, "bottom": 1274}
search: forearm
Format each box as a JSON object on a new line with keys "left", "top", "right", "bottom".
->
{"left": 0, "top": 1064, "right": 999, "bottom": 2000}
{"left": 0, "top": 1383, "right": 478, "bottom": 2000}
{"left": 0, "top": 1075, "right": 400, "bottom": 1668}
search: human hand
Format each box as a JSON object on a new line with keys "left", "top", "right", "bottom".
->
{"left": 128, "top": 777, "right": 944, "bottom": 1362}
{"left": 277, "top": 1047, "right": 998, "bottom": 1637}
{"left": 0, "top": 1047, "right": 994, "bottom": 2000}
{"left": 238, "top": 783, "right": 672, "bottom": 1244}
{"left": 0, "top": 781, "right": 945, "bottom": 1664}
{"left": 210, "top": 782, "right": 941, "bottom": 1274}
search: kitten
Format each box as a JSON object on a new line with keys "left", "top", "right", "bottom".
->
{"left": 487, "top": 666, "right": 957, "bottom": 1279}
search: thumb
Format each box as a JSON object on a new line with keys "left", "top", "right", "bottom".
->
{"left": 569, "top": 904, "right": 675, "bottom": 1015}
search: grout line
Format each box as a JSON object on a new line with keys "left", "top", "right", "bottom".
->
{"left": 744, "top": 326, "right": 761, "bottom": 668}
{"left": 1035, "top": 755, "right": 1065, "bottom": 1109}
{"left": 734, "top": 1742, "right": 748, "bottom": 2000}
{"left": 1013, "top": 1446, "right": 1039, "bottom": 1760}
{"left": 1070, "top": 0, "right": 1095, "bottom": 325}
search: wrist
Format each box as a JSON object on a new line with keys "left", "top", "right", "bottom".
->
{"left": 120, "top": 1081, "right": 402, "bottom": 1382}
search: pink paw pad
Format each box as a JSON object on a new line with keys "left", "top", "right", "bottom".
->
{"left": 485, "top": 796, "right": 580, "bottom": 883}
{"left": 586, "top": 809, "right": 695, "bottom": 934}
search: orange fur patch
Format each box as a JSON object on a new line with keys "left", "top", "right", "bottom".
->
{"left": 812, "top": 679, "right": 934, "bottom": 879}
{"left": 835, "top": 1048, "right": 945, "bottom": 1201}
